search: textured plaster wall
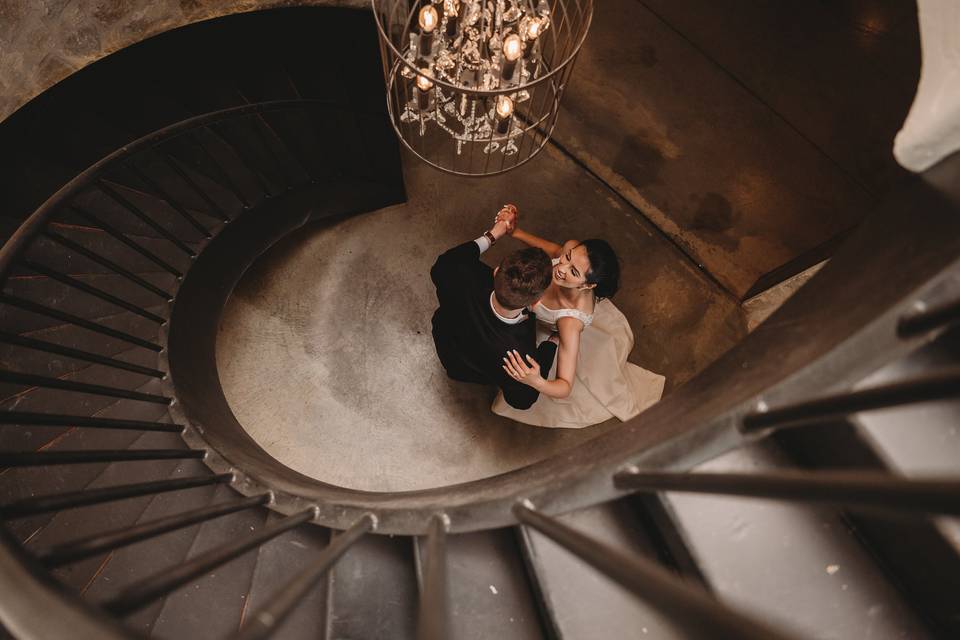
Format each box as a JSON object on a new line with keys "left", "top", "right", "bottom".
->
{"left": 0, "top": 0, "right": 365, "bottom": 123}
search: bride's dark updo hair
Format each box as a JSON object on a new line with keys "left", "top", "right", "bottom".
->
{"left": 582, "top": 239, "right": 620, "bottom": 300}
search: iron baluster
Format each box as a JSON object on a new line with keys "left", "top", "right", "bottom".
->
{"left": 898, "top": 298, "right": 960, "bottom": 337}
{"left": 19, "top": 260, "right": 166, "bottom": 324}
{"left": 37, "top": 494, "right": 272, "bottom": 567}
{"left": 742, "top": 368, "right": 960, "bottom": 433}
{"left": 102, "top": 509, "right": 317, "bottom": 616}
{"left": 95, "top": 181, "right": 197, "bottom": 257}
{"left": 0, "top": 449, "right": 203, "bottom": 467}
{"left": 0, "top": 411, "right": 181, "bottom": 432}
{"left": 160, "top": 152, "right": 232, "bottom": 222}
{"left": 613, "top": 469, "right": 960, "bottom": 516}
{"left": 41, "top": 229, "right": 173, "bottom": 299}
{"left": 513, "top": 501, "right": 798, "bottom": 640}
{"left": 0, "top": 330, "right": 164, "bottom": 377}
{"left": 0, "top": 370, "right": 171, "bottom": 404}
{"left": 67, "top": 206, "right": 184, "bottom": 277}
{"left": 0, "top": 294, "right": 163, "bottom": 352}
{"left": 0, "top": 474, "right": 232, "bottom": 519}
{"left": 417, "top": 514, "right": 450, "bottom": 640}
{"left": 126, "top": 163, "right": 213, "bottom": 238}
{"left": 233, "top": 514, "right": 376, "bottom": 640}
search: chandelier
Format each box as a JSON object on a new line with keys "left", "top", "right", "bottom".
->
{"left": 372, "top": 0, "right": 593, "bottom": 176}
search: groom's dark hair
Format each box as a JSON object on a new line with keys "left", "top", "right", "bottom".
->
{"left": 494, "top": 247, "right": 553, "bottom": 310}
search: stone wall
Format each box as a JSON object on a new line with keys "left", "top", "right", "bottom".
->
{"left": 0, "top": 0, "right": 365, "bottom": 123}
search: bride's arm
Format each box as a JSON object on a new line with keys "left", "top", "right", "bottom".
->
{"left": 535, "top": 317, "right": 580, "bottom": 399}
{"left": 504, "top": 317, "right": 581, "bottom": 399}
{"left": 510, "top": 228, "right": 564, "bottom": 258}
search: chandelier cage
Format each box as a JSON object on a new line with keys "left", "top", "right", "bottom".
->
{"left": 371, "top": 0, "right": 594, "bottom": 176}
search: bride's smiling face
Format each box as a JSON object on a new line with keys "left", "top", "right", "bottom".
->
{"left": 554, "top": 244, "right": 594, "bottom": 290}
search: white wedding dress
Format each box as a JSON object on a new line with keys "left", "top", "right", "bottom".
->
{"left": 491, "top": 296, "right": 665, "bottom": 429}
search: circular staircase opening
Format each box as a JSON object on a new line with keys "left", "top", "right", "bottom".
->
{"left": 214, "top": 152, "right": 742, "bottom": 491}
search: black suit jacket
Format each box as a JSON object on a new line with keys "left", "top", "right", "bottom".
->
{"left": 431, "top": 241, "right": 556, "bottom": 410}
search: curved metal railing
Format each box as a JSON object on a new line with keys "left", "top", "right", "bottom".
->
{"left": 0, "top": 88, "right": 959, "bottom": 639}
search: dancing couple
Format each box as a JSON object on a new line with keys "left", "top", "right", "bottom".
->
{"left": 430, "top": 204, "right": 664, "bottom": 429}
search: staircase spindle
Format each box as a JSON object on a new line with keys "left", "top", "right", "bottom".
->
{"left": 38, "top": 494, "right": 271, "bottom": 567}
{"left": 898, "top": 298, "right": 960, "bottom": 337}
{"left": 741, "top": 368, "right": 960, "bottom": 433}
{"left": 0, "top": 330, "right": 165, "bottom": 377}
{"left": 207, "top": 123, "right": 276, "bottom": 197}
{"left": 19, "top": 260, "right": 166, "bottom": 324}
{"left": 0, "top": 449, "right": 202, "bottom": 468}
{"left": 417, "top": 514, "right": 450, "bottom": 640}
{"left": 42, "top": 230, "right": 173, "bottom": 299}
{"left": 0, "top": 411, "right": 181, "bottom": 432}
{"left": 233, "top": 513, "right": 375, "bottom": 640}
{"left": 126, "top": 163, "right": 213, "bottom": 238}
{"left": 160, "top": 151, "right": 233, "bottom": 222}
{"left": 0, "top": 370, "right": 171, "bottom": 404}
{"left": 68, "top": 205, "right": 184, "bottom": 277}
{"left": 0, "top": 294, "right": 163, "bottom": 352}
{"left": 0, "top": 473, "right": 232, "bottom": 519}
{"left": 102, "top": 509, "right": 316, "bottom": 616}
{"left": 95, "top": 181, "right": 197, "bottom": 257}
{"left": 613, "top": 469, "right": 960, "bottom": 516}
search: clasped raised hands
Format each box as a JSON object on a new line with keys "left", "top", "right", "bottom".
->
{"left": 494, "top": 203, "right": 518, "bottom": 235}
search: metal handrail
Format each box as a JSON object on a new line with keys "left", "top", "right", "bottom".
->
{"left": 0, "top": 92, "right": 958, "bottom": 640}
{"left": 0, "top": 99, "right": 378, "bottom": 287}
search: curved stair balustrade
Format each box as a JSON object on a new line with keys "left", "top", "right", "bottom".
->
{"left": 1, "top": 82, "right": 960, "bottom": 640}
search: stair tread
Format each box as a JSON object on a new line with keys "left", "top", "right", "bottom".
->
{"left": 0, "top": 301, "right": 164, "bottom": 346}
{"left": 0, "top": 381, "right": 174, "bottom": 542}
{"left": 416, "top": 527, "right": 545, "bottom": 640}
{"left": 0, "top": 356, "right": 167, "bottom": 451}
{"left": 3, "top": 270, "right": 172, "bottom": 331}
{"left": 0, "top": 306, "right": 166, "bottom": 381}
{"left": 84, "top": 479, "right": 231, "bottom": 636}
{"left": 520, "top": 500, "right": 684, "bottom": 640}
{"left": 149, "top": 490, "right": 268, "bottom": 638}
{"left": 854, "top": 328, "right": 960, "bottom": 477}
{"left": 662, "top": 441, "right": 933, "bottom": 639}
{"left": 240, "top": 513, "right": 330, "bottom": 640}
{"left": 21, "top": 231, "right": 184, "bottom": 286}
{"left": 0, "top": 346, "right": 162, "bottom": 406}
{"left": 328, "top": 533, "right": 417, "bottom": 640}
{"left": 31, "top": 439, "right": 204, "bottom": 592}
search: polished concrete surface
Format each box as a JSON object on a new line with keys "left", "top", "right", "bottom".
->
{"left": 216, "top": 0, "right": 919, "bottom": 491}
{"left": 554, "top": 0, "right": 919, "bottom": 298}
{"left": 216, "top": 149, "right": 746, "bottom": 491}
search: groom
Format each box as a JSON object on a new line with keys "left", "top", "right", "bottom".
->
{"left": 431, "top": 206, "right": 556, "bottom": 410}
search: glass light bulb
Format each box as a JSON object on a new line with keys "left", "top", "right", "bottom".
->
{"left": 419, "top": 5, "right": 439, "bottom": 32}
{"left": 496, "top": 95, "right": 514, "bottom": 119}
{"left": 503, "top": 34, "right": 523, "bottom": 61}
{"left": 526, "top": 19, "right": 542, "bottom": 39}
{"left": 416, "top": 72, "right": 434, "bottom": 91}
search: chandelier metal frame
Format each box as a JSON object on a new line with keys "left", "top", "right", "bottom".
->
{"left": 371, "top": 0, "right": 593, "bottom": 177}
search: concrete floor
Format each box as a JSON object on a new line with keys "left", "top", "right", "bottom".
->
{"left": 216, "top": 146, "right": 746, "bottom": 491}
{"left": 554, "top": 0, "right": 918, "bottom": 298}
{"left": 215, "top": 0, "right": 919, "bottom": 491}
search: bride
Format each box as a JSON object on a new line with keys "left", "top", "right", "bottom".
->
{"left": 493, "top": 206, "right": 665, "bottom": 429}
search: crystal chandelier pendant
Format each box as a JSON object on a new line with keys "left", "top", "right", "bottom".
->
{"left": 372, "top": 0, "right": 593, "bottom": 176}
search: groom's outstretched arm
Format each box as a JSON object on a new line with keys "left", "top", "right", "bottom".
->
{"left": 430, "top": 241, "right": 481, "bottom": 293}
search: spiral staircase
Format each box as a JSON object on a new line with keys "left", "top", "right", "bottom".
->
{"left": 0, "top": 5, "right": 959, "bottom": 640}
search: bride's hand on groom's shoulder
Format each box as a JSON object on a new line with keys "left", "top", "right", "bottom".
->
{"left": 503, "top": 349, "right": 544, "bottom": 389}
